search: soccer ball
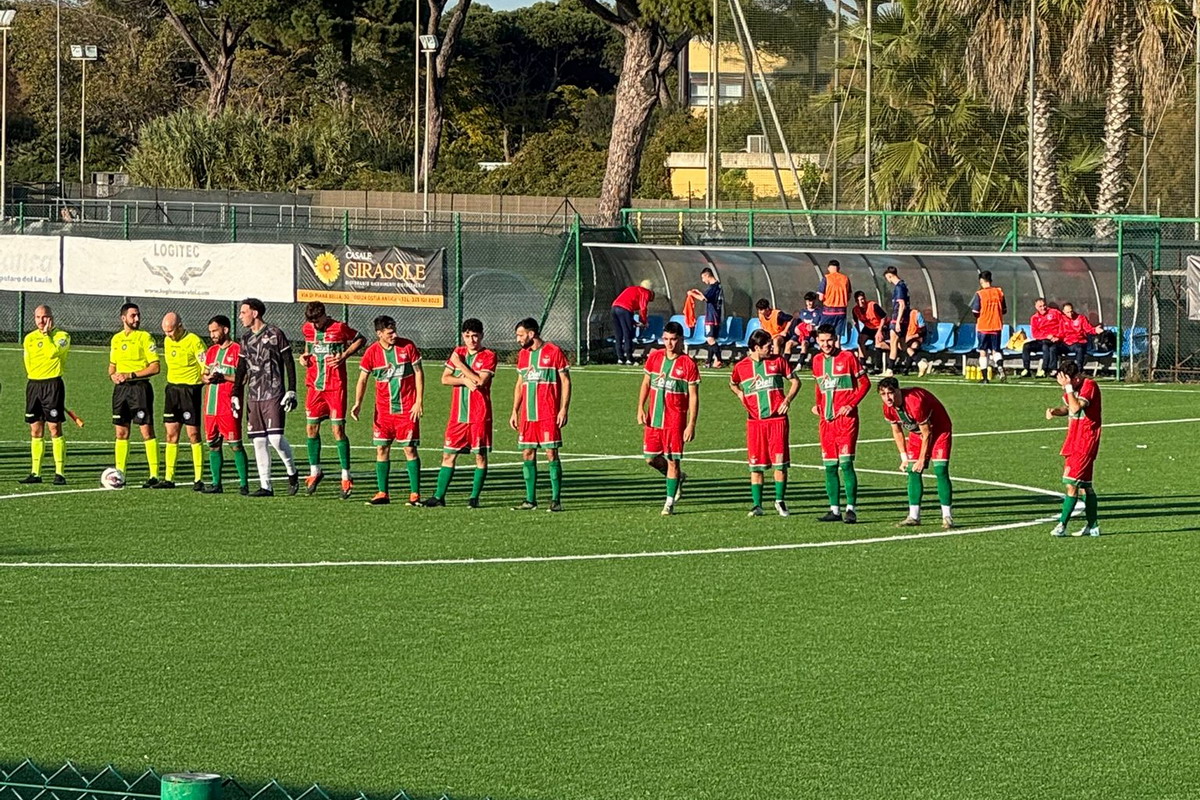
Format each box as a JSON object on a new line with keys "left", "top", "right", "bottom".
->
{"left": 100, "top": 467, "right": 126, "bottom": 490}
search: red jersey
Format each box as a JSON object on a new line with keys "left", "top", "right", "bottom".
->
{"left": 1030, "top": 308, "right": 1064, "bottom": 340}
{"left": 853, "top": 301, "right": 886, "bottom": 329}
{"left": 643, "top": 348, "right": 700, "bottom": 428}
{"left": 612, "top": 286, "right": 654, "bottom": 320}
{"left": 883, "top": 387, "right": 952, "bottom": 436}
{"left": 811, "top": 350, "right": 869, "bottom": 422}
{"left": 1061, "top": 378, "right": 1102, "bottom": 455}
{"left": 359, "top": 339, "right": 421, "bottom": 416}
{"left": 1060, "top": 313, "right": 1098, "bottom": 346}
{"left": 202, "top": 341, "right": 241, "bottom": 416}
{"left": 517, "top": 341, "right": 569, "bottom": 423}
{"left": 303, "top": 320, "right": 361, "bottom": 392}
{"left": 731, "top": 355, "right": 794, "bottom": 420}
{"left": 446, "top": 347, "right": 497, "bottom": 425}
{"left": 972, "top": 286, "right": 1007, "bottom": 333}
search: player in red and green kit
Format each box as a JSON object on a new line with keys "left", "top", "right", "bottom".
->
{"left": 200, "top": 314, "right": 249, "bottom": 494}
{"left": 810, "top": 324, "right": 870, "bottom": 524}
{"left": 1046, "top": 361, "right": 1103, "bottom": 537}
{"left": 878, "top": 376, "right": 954, "bottom": 528}
{"left": 424, "top": 318, "right": 497, "bottom": 508}
{"left": 730, "top": 328, "right": 801, "bottom": 517}
{"left": 510, "top": 317, "right": 572, "bottom": 512}
{"left": 301, "top": 302, "right": 366, "bottom": 498}
{"left": 637, "top": 320, "right": 700, "bottom": 515}
{"left": 351, "top": 315, "right": 424, "bottom": 506}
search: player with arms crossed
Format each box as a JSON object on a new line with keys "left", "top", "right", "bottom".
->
{"left": 200, "top": 315, "right": 249, "bottom": 494}
{"left": 637, "top": 320, "right": 700, "bottom": 515}
{"left": 426, "top": 318, "right": 496, "bottom": 508}
{"left": 301, "top": 301, "right": 366, "bottom": 497}
{"left": 352, "top": 316, "right": 424, "bottom": 506}
{"left": 1047, "top": 361, "right": 1103, "bottom": 537}
{"left": 156, "top": 312, "right": 207, "bottom": 490}
{"left": 510, "top": 317, "right": 572, "bottom": 512}
{"left": 21, "top": 305, "right": 71, "bottom": 485}
{"left": 109, "top": 302, "right": 161, "bottom": 487}
{"left": 235, "top": 298, "right": 300, "bottom": 497}
{"left": 810, "top": 324, "right": 870, "bottom": 524}
{"left": 731, "top": 328, "right": 800, "bottom": 517}
{"left": 878, "top": 376, "right": 955, "bottom": 528}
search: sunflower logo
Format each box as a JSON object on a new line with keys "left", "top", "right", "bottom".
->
{"left": 312, "top": 251, "right": 341, "bottom": 287}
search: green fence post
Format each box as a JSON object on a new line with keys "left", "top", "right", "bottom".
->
{"left": 18, "top": 201, "right": 24, "bottom": 234}
{"left": 574, "top": 214, "right": 583, "bottom": 364}
{"left": 342, "top": 209, "right": 350, "bottom": 246}
{"left": 1010, "top": 214, "right": 1019, "bottom": 252}
{"left": 230, "top": 206, "right": 238, "bottom": 243}
{"left": 1115, "top": 218, "right": 1124, "bottom": 382}
{"left": 16, "top": 291, "right": 25, "bottom": 344}
{"left": 123, "top": 205, "right": 130, "bottom": 239}
{"left": 880, "top": 211, "right": 889, "bottom": 249}
{"left": 454, "top": 212, "right": 463, "bottom": 332}
{"left": 747, "top": 209, "right": 755, "bottom": 248}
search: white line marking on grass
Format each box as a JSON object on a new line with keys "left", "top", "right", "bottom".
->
{"left": 0, "top": 487, "right": 112, "bottom": 500}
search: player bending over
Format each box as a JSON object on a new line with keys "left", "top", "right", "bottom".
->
{"left": 1047, "top": 361, "right": 1103, "bottom": 537}
{"left": 638, "top": 320, "right": 700, "bottom": 515}
{"left": 878, "top": 376, "right": 954, "bottom": 529}
{"left": 731, "top": 328, "right": 800, "bottom": 517}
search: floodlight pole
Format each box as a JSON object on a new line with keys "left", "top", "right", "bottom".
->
{"left": 79, "top": 57, "right": 87, "bottom": 185}
{"left": 413, "top": 1, "right": 420, "bottom": 198}
{"left": 1027, "top": 0, "right": 1036, "bottom": 235}
{"left": 424, "top": 47, "right": 433, "bottom": 220}
{"left": 864, "top": 0, "right": 872, "bottom": 216}
{"left": 1, "top": 24, "right": 9, "bottom": 220}
{"left": 55, "top": 0, "right": 61, "bottom": 192}
{"left": 832, "top": 0, "right": 840, "bottom": 216}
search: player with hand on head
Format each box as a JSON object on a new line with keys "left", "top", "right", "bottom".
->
{"left": 971, "top": 270, "right": 1007, "bottom": 382}
{"left": 200, "top": 315, "right": 249, "bottom": 494}
{"left": 510, "top": 316, "right": 572, "bottom": 512}
{"left": 234, "top": 297, "right": 300, "bottom": 497}
{"left": 810, "top": 324, "right": 870, "bottom": 523}
{"left": 109, "top": 302, "right": 162, "bottom": 487}
{"left": 638, "top": 320, "right": 700, "bottom": 515}
{"left": 1047, "top": 361, "right": 1103, "bottom": 537}
{"left": 156, "top": 312, "right": 208, "bottom": 490}
{"left": 878, "top": 376, "right": 954, "bottom": 528}
{"left": 301, "top": 301, "right": 366, "bottom": 498}
{"left": 21, "top": 305, "right": 71, "bottom": 485}
{"left": 352, "top": 316, "right": 424, "bottom": 506}
{"left": 731, "top": 328, "right": 800, "bottom": 517}
{"left": 426, "top": 318, "right": 496, "bottom": 508}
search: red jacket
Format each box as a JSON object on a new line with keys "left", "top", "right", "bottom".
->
{"left": 1030, "top": 308, "right": 1064, "bottom": 341}
{"left": 1060, "top": 312, "right": 1098, "bottom": 346}
{"left": 612, "top": 286, "right": 654, "bottom": 321}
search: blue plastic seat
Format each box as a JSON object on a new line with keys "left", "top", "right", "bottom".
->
{"left": 719, "top": 316, "right": 746, "bottom": 346}
{"left": 921, "top": 322, "right": 956, "bottom": 354}
{"left": 945, "top": 323, "right": 978, "bottom": 355}
{"left": 733, "top": 317, "right": 762, "bottom": 350}
{"left": 684, "top": 317, "right": 709, "bottom": 346}
{"left": 661, "top": 314, "right": 691, "bottom": 343}
{"left": 635, "top": 315, "right": 664, "bottom": 344}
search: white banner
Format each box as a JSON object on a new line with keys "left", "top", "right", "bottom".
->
{"left": 0, "top": 235, "right": 61, "bottom": 292}
{"left": 1188, "top": 255, "right": 1200, "bottom": 321}
{"left": 63, "top": 238, "right": 294, "bottom": 302}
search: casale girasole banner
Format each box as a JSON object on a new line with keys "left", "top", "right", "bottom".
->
{"left": 62, "top": 238, "right": 295, "bottom": 302}
{"left": 296, "top": 244, "right": 446, "bottom": 307}
{"left": 0, "top": 235, "right": 62, "bottom": 292}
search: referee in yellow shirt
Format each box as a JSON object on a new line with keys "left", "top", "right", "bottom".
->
{"left": 109, "top": 302, "right": 161, "bottom": 487}
{"left": 157, "top": 312, "right": 207, "bottom": 490}
{"left": 21, "top": 305, "right": 71, "bottom": 485}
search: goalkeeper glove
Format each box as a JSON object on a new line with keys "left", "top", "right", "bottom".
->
{"left": 230, "top": 396, "right": 241, "bottom": 420}
{"left": 281, "top": 390, "right": 298, "bottom": 412}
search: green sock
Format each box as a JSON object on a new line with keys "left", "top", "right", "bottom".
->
{"left": 666, "top": 477, "right": 679, "bottom": 501}
{"left": 31, "top": 437, "right": 45, "bottom": 475}
{"left": 1059, "top": 494, "right": 1079, "bottom": 525}
{"left": 376, "top": 460, "right": 391, "bottom": 494}
{"left": 406, "top": 457, "right": 421, "bottom": 495}
{"left": 336, "top": 437, "right": 351, "bottom": 471}
{"left": 1084, "top": 489, "right": 1098, "bottom": 525}
{"left": 775, "top": 475, "right": 786, "bottom": 501}
{"left": 209, "top": 449, "right": 223, "bottom": 486}
{"left": 307, "top": 436, "right": 321, "bottom": 469}
{"left": 751, "top": 482, "right": 763, "bottom": 506}
{"left": 232, "top": 445, "right": 249, "bottom": 487}
{"left": 548, "top": 459, "right": 563, "bottom": 502}
{"left": 435, "top": 465, "right": 454, "bottom": 499}
{"left": 471, "top": 467, "right": 487, "bottom": 499}
{"left": 523, "top": 460, "right": 537, "bottom": 503}
{"left": 840, "top": 458, "right": 858, "bottom": 506}
{"left": 933, "top": 462, "right": 953, "bottom": 506}
{"left": 907, "top": 468, "right": 923, "bottom": 506}
{"left": 823, "top": 463, "right": 840, "bottom": 507}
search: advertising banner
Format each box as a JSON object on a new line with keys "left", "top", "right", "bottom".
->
{"left": 296, "top": 244, "right": 446, "bottom": 307}
{"left": 0, "top": 235, "right": 61, "bottom": 292}
{"left": 63, "top": 238, "right": 294, "bottom": 302}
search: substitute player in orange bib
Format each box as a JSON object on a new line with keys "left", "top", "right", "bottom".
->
{"left": 810, "top": 324, "right": 870, "bottom": 524}
{"left": 1047, "top": 361, "right": 1103, "bottom": 537}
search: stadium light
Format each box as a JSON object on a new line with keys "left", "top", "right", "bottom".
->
{"left": 70, "top": 43, "right": 99, "bottom": 188}
{"left": 0, "top": 8, "right": 15, "bottom": 222}
{"left": 419, "top": 35, "right": 439, "bottom": 223}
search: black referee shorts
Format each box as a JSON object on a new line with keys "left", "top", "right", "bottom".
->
{"left": 163, "top": 383, "right": 203, "bottom": 427}
{"left": 25, "top": 377, "right": 65, "bottom": 424}
{"left": 112, "top": 380, "right": 154, "bottom": 427}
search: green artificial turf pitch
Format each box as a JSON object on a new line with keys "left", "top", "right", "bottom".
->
{"left": 1, "top": 346, "right": 1199, "bottom": 799}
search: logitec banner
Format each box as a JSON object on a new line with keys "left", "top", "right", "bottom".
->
{"left": 296, "top": 244, "right": 446, "bottom": 307}
{"left": 0, "top": 235, "right": 62, "bottom": 292}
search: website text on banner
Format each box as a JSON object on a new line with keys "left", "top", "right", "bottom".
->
{"left": 296, "top": 244, "right": 446, "bottom": 307}
{"left": 62, "top": 238, "right": 294, "bottom": 302}
{"left": 0, "top": 235, "right": 62, "bottom": 293}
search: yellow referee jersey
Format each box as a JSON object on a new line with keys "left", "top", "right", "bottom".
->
{"left": 163, "top": 331, "right": 207, "bottom": 385}
{"left": 109, "top": 329, "right": 159, "bottom": 375}
{"left": 23, "top": 327, "right": 71, "bottom": 380}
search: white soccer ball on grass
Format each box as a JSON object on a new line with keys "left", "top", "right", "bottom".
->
{"left": 100, "top": 467, "right": 126, "bottom": 490}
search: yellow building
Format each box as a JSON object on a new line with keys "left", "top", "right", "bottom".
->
{"left": 683, "top": 39, "right": 803, "bottom": 113}
{"left": 666, "top": 151, "right": 822, "bottom": 200}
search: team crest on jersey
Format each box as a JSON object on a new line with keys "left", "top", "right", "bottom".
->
{"left": 183, "top": 412, "right": 192, "bottom": 421}
{"left": 49, "top": 409, "right": 58, "bottom": 418}
{"left": 36, "top": 341, "right": 43, "bottom": 348}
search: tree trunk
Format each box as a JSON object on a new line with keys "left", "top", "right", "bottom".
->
{"left": 1094, "top": 18, "right": 1134, "bottom": 240}
{"left": 422, "top": 0, "right": 473, "bottom": 180}
{"left": 206, "top": 48, "right": 235, "bottom": 118}
{"left": 597, "top": 25, "right": 662, "bottom": 226}
{"left": 1030, "top": 85, "right": 1063, "bottom": 238}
